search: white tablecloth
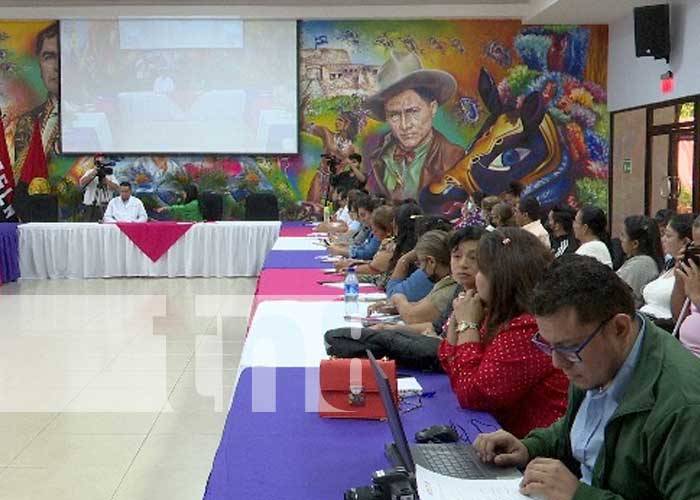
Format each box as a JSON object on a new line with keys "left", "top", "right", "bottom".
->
{"left": 270, "top": 236, "right": 326, "bottom": 251}
{"left": 240, "top": 300, "right": 368, "bottom": 369}
{"left": 19, "top": 221, "right": 281, "bottom": 279}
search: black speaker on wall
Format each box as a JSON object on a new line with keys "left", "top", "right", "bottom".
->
{"left": 634, "top": 4, "right": 671, "bottom": 63}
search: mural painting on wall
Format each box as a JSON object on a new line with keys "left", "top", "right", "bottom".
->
{"left": 300, "top": 21, "right": 609, "bottom": 217}
{"left": 0, "top": 20, "right": 608, "bottom": 221}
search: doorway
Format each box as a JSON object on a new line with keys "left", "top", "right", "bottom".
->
{"left": 648, "top": 100, "right": 698, "bottom": 216}
{"left": 610, "top": 96, "right": 699, "bottom": 235}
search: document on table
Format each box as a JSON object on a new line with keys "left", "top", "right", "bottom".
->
{"left": 322, "top": 282, "right": 376, "bottom": 289}
{"left": 416, "top": 465, "right": 530, "bottom": 500}
{"left": 359, "top": 293, "right": 387, "bottom": 302}
{"left": 397, "top": 377, "right": 423, "bottom": 395}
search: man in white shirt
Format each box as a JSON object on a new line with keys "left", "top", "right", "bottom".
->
{"left": 103, "top": 182, "right": 148, "bottom": 223}
{"left": 79, "top": 156, "right": 119, "bottom": 222}
{"left": 515, "top": 196, "right": 551, "bottom": 250}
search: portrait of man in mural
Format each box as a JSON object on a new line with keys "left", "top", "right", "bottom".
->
{"left": 12, "top": 22, "right": 60, "bottom": 181}
{"left": 365, "top": 51, "right": 464, "bottom": 205}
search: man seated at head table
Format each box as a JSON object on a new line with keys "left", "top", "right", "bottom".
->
{"left": 103, "top": 182, "right": 148, "bottom": 223}
{"left": 473, "top": 254, "right": 700, "bottom": 500}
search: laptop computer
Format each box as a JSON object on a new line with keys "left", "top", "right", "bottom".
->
{"left": 366, "top": 350, "right": 521, "bottom": 480}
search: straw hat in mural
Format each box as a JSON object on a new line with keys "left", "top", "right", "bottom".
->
{"left": 366, "top": 50, "right": 457, "bottom": 121}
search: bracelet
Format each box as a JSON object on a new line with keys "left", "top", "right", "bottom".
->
{"left": 456, "top": 321, "right": 480, "bottom": 334}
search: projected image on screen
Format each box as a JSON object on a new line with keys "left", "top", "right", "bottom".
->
{"left": 60, "top": 19, "right": 298, "bottom": 154}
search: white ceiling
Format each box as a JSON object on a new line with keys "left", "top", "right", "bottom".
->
{"left": 526, "top": 0, "right": 668, "bottom": 24}
{"left": 0, "top": 0, "right": 521, "bottom": 3}
{"left": 0, "top": 0, "right": 661, "bottom": 23}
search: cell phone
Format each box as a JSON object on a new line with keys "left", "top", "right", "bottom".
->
{"left": 683, "top": 244, "right": 700, "bottom": 266}
{"left": 361, "top": 315, "right": 401, "bottom": 327}
{"left": 360, "top": 317, "right": 384, "bottom": 327}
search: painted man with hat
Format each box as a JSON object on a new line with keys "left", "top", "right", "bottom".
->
{"left": 366, "top": 51, "right": 464, "bottom": 204}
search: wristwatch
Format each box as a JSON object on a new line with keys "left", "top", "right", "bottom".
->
{"left": 456, "top": 321, "right": 480, "bottom": 334}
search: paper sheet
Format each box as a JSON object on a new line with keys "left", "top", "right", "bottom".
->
{"left": 415, "top": 465, "right": 528, "bottom": 500}
{"left": 397, "top": 377, "right": 423, "bottom": 395}
{"left": 322, "top": 282, "right": 375, "bottom": 289}
{"left": 315, "top": 255, "right": 341, "bottom": 262}
{"left": 359, "top": 293, "right": 387, "bottom": 302}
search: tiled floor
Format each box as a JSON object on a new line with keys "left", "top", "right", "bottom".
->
{"left": 0, "top": 277, "right": 256, "bottom": 500}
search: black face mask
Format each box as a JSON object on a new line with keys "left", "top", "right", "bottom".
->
{"left": 424, "top": 264, "right": 440, "bottom": 283}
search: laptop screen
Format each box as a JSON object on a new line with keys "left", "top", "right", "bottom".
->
{"left": 366, "top": 350, "right": 415, "bottom": 473}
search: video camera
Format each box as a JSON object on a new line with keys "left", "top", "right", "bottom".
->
{"left": 94, "top": 158, "right": 116, "bottom": 180}
{"left": 321, "top": 154, "right": 341, "bottom": 175}
{"left": 344, "top": 467, "right": 417, "bottom": 500}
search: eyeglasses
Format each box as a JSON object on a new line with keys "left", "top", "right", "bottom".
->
{"left": 531, "top": 316, "right": 614, "bottom": 364}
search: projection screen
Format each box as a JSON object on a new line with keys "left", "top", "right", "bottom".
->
{"left": 60, "top": 19, "right": 298, "bottom": 154}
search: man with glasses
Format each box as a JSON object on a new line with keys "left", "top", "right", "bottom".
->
{"left": 474, "top": 254, "right": 700, "bottom": 500}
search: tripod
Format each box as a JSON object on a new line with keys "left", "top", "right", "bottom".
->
{"left": 83, "top": 177, "right": 110, "bottom": 222}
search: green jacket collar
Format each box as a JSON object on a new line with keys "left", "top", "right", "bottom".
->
{"left": 608, "top": 315, "right": 661, "bottom": 417}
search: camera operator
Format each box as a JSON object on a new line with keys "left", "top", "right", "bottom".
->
{"left": 79, "top": 155, "right": 119, "bottom": 222}
{"left": 331, "top": 153, "right": 367, "bottom": 192}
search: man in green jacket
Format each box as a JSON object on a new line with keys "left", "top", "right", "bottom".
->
{"left": 474, "top": 254, "right": 700, "bottom": 500}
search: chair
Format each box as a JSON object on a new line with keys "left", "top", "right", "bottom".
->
{"left": 27, "top": 194, "right": 59, "bottom": 222}
{"left": 610, "top": 237, "right": 625, "bottom": 271}
{"left": 245, "top": 192, "right": 279, "bottom": 221}
{"left": 198, "top": 192, "right": 224, "bottom": 221}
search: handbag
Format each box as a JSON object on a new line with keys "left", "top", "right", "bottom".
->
{"left": 324, "top": 327, "right": 443, "bottom": 372}
{"left": 319, "top": 357, "right": 397, "bottom": 420}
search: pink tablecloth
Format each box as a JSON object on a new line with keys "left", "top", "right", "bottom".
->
{"left": 256, "top": 268, "right": 355, "bottom": 298}
{"left": 279, "top": 226, "right": 316, "bottom": 237}
{"left": 116, "top": 222, "right": 194, "bottom": 262}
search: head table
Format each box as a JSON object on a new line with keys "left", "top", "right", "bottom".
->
{"left": 18, "top": 221, "right": 281, "bottom": 279}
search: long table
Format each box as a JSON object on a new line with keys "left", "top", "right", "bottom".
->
{"left": 18, "top": 221, "right": 281, "bottom": 279}
{"left": 203, "top": 226, "right": 502, "bottom": 499}
{"left": 204, "top": 367, "right": 500, "bottom": 500}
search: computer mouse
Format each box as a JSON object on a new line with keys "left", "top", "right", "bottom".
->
{"left": 414, "top": 425, "right": 460, "bottom": 444}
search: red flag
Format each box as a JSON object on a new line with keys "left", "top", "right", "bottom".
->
{"left": 19, "top": 119, "right": 48, "bottom": 184}
{"left": 0, "top": 108, "right": 16, "bottom": 218}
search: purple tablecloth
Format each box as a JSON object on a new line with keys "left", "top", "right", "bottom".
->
{"left": 203, "top": 367, "right": 500, "bottom": 500}
{"left": 262, "top": 250, "right": 329, "bottom": 269}
{"left": 0, "top": 223, "right": 19, "bottom": 284}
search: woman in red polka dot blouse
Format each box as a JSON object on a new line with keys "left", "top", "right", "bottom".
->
{"left": 438, "top": 227, "right": 568, "bottom": 438}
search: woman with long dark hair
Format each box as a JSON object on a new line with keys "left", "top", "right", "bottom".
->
{"left": 386, "top": 201, "right": 422, "bottom": 273}
{"left": 574, "top": 205, "right": 612, "bottom": 267}
{"left": 617, "top": 215, "right": 664, "bottom": 308}
{"left": 641, "top": 213, "right": 694, "bottom": 329}
{"left": 439, "top": 227, "right": 568, "bottom": 438}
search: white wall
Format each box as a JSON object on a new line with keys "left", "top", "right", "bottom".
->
{"left": 609, "top": 0, "right": 700, "bottom": 111}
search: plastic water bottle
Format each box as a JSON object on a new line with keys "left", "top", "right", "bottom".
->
{"left": 344, "top": 268, "right": 360, "bottom": 317}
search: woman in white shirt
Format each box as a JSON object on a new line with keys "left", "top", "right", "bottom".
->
{"left": 573, "top": 205, "right": 613, "bottom": 268}
{"left": 616, "top": 215, "right": 664, "bottom": 308}
{"left": 640, "top": 214, "right": 694, "bottom": 326}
